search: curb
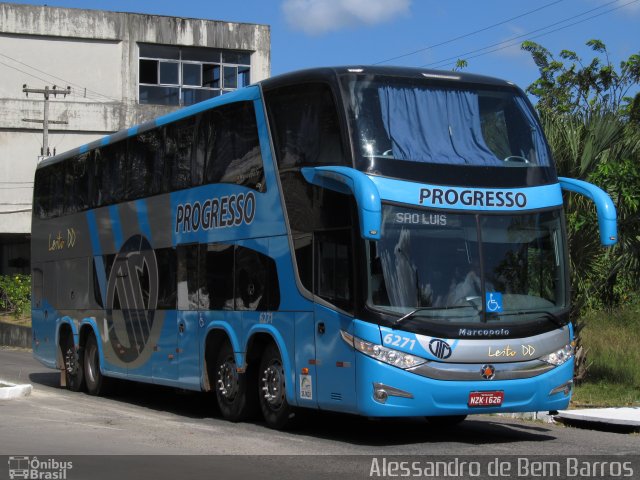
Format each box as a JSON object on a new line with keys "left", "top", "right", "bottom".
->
{"left": 497, "top": 411, "right": 556, "bottom": 423}
{"left": 0, "top": 321, "right": 32, "bottom": 349}
{"left": 557, "top": 408, "right": 640, "bottom": 428}
{"left": 0, "top": 380, "right": 33, "bottom": 400}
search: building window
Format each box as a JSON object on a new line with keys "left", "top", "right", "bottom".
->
{"left": 138, "top": 44, "right": 251, "bottom": 107}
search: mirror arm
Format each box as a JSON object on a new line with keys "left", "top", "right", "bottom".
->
{"left": 559, "top": 177, "right": 617, "bottom": 246}
{"left": 301, "top": 166, "right": 381, "bottom": 240}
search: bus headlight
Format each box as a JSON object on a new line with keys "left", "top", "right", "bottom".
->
{"left": 341, "top": 330, "right": 427, "bottom": 369}
{"left": 539, "top": 343, "right": 574, "bottom": 366}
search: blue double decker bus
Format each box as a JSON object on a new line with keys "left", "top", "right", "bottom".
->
{"left": 31, "top": 67, "right": 617, "bottom": 429}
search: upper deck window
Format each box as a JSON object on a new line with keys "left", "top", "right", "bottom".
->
{"left": 342, "top": 75, "right": 554, "bottom": 186}
{"left": 264, "top": 82, "right": 349, "bottom": 170}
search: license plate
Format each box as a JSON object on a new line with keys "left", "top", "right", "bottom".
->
{"left": 468, "top": 391, "right": 504, "bottom": 407}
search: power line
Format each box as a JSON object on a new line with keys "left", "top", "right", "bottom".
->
{"left": 0, "top": 59, "right": 107, "bottom": 102}
{"left": 0, "top": 52, "right": 119, "bottom": 102}
{"left": 0, "top": 60, "right": 53, "bottom": 86}
{"left": 424, "top": 0, "right": 639, "bottom": 69}
{"left": 372, "top": 0, "right": 566, "bottom": 65}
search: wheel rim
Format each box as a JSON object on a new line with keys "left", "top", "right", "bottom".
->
{"left": 64, "top": 346, "right": 78, "bottom": 376}
{"left": 217, "top": 356, "right": 239, "bottom": 402}
{"left": 261, "top": 359, "right": 285, "bottom": 411}
{"left": 86, "top": 342, "right": 98, "bottom": 385}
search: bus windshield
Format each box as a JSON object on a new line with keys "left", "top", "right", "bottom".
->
{"left": 342, "top": 75, "right": 550, "bottom": 168}
{"left": 367, "top": 206, "right": 567, "bottom": 325}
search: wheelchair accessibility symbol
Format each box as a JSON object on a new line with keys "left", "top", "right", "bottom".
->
{"left": 486, "top": 292, "right": 503, "bottom": 313}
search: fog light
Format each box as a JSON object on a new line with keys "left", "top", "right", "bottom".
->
{"left": 549, "top": 380, "right": 573, "bottom": 396}
{"left": 373, "top": 387, "right": 389, "bottom": 404}
{"left": 372, "top": 382, "right": 413, "bottom": 404}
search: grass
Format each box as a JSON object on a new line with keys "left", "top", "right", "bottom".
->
{"left": 571, "top": 301, "right": 640, "bottom": 408}
{"left": 0, "top": 312, "right": 31, "bottom": 328}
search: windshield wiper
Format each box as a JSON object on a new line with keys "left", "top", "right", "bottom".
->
{"left": 497, "top": 309, "right": 567, "bottom": 328}
{"left": 395, "top": 306, "right": 477, "bottom": 326}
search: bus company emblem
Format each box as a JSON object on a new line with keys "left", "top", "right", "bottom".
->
{"left": 175, "top": 191, "right": 256, "bottom": 234}
{"left": 429, "top": 339, "right": 452, "bottom": 360}
{"left": 105, "top": 234, "right": 159, "bottom": 363}
{"left": 481, "top": 364, "right": 496, "bottom": 380}
{"left": 419, "top": 187, "right": 527, "bottom": 209}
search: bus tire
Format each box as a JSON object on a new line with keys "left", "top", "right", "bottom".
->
{"left": 425, "top": 415, "right": 467, "bottom": 426}
{"left": 258, "top": 343, "right": 295, "bottom": 430}
{"left": 61, "top": 333, "right": 85, "bottom": 392}
{"left": 214, "top": 341, "right": 254, "bottom": 422}
{"left": 84, "top": 334, "right": 112, "bottom": 396}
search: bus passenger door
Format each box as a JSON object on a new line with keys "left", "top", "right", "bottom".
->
{"left": 313, "top": 230, "right": 357, "bottom": 413}
{"left": 314, "top": 304, "right": 356, "bottom": 412}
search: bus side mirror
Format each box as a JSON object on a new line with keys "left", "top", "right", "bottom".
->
{"left": 301, "top": 166, "right": 381, "bottom": 240}
{"left": 559, "top": 177, "right": 617, "bottom": 247}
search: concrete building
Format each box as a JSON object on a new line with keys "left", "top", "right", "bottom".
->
{"left": 0, "top": 2, "right": 270, "bottom": 275}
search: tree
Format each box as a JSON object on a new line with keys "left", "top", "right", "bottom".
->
{"left": 522, "top": 40, "right": 640, "bottom": 381}
{"left": 521, "top": 39, "right": 640, "bottom": 117}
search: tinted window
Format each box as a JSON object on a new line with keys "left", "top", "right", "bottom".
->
{"left": 34, "top": 168, "right": 50, "bottom": 219}
{"left": 279, "top": 171, "right": 355, "bottom": 310}
{"left": 32, "top": 266, "right": 43, "bottom": 308}
{"left": 92, "top": 257, "right": 104, "bottom": 308}
{"left": 49, "top": 162, "right": 65, "bottom": 218}
{"left": 293, "top": 234, "right": 313, "bottom": 294}
{"left": 165, "top": 117, "right": 196, "bottom": 191}
{"left": 203, "top": 243, "right": 235, "bottom": 310}
{"left": 204, "top": 102, "right": 265, "bottom": 191}
{"left": 265, "top": 83, "right": 348, "bottom": 170}
{"left": 235, "top": 246, "right": 279, "bottom": 311}
{"left": 96, "top": 143, "right": 127, "bottom": 206}
{"left": 315, "top": 229, "right": 353, "bottom": 311}
{"left": 65, "top": 153, "right": 89, "bottom": 214}
{"left": 177, "top": 244, "right": 201, "bottom": 310}
{"left": 156, "top": 248, "right": 177, "bottom": 309}
{"left": 127, "top": 130, "right": 164, "bottom": 199}
{"left": 193, "top": 112, "right": 213, "bottom": 187}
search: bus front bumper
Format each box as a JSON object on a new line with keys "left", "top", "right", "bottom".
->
{"left": 355, "top": 353, "right": 573, "bottom": 417}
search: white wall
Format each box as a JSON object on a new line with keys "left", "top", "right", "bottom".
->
{"left": 0, "top": 34, "right": 123, "bottom": 102}
{"left": 0, "top": 3, "right": 270, "bottom": 241}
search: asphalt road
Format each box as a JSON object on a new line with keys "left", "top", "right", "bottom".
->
{"left": 1, "top": 347, "right": 638, "bottom": 480}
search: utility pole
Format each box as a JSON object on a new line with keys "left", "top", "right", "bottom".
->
{"left": 22, "top": 84, "right": 71, "bottom": 160}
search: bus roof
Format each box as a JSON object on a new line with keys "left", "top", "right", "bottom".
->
{"left": 259, "top": 66, "right": 516, "bottom": 91}
{"left": 37, "top": 66, "right": 516, "bottom": 170}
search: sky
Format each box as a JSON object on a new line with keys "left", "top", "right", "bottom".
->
{"left": 4, "top": 0, "right": 640, "bottom": 97}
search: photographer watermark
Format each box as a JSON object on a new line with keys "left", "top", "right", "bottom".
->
{"left": 369, "top": 456, "right": 635, "bottom": 478}
{"left": 8, "top": 456, "right": 73, "bottom": 479}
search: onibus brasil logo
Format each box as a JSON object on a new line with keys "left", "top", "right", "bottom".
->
{"left": 8, "top": 456, "right": 72, "bottom": 479}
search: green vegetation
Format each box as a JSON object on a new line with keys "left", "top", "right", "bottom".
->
{"left": 572, "top": 299, "right": 640, "bottom": 407}
{"left": 0, "top": 274, "right": 31, "bottom": 320}
{"left": 521, "top": 40, "right": 640, "bottom": 396}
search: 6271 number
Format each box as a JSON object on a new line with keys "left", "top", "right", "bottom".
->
{"left": 383, "top": 333, "right": 416, "bottom": 350}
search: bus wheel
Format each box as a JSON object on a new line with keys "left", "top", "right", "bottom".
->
{"left": 215, "top": 342, "right": 253, "bottom": 422}
{"left": 84, "top": 334, "right": 112, "bottom": 396}
{"left": 61, "top": 334, "right": 85, "bottom": 392}
{"left": 259, "top": 343, "right": 295, "bottom": 430}
{"left": 425, "top": 415, "right": 467, "bottom": 426}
